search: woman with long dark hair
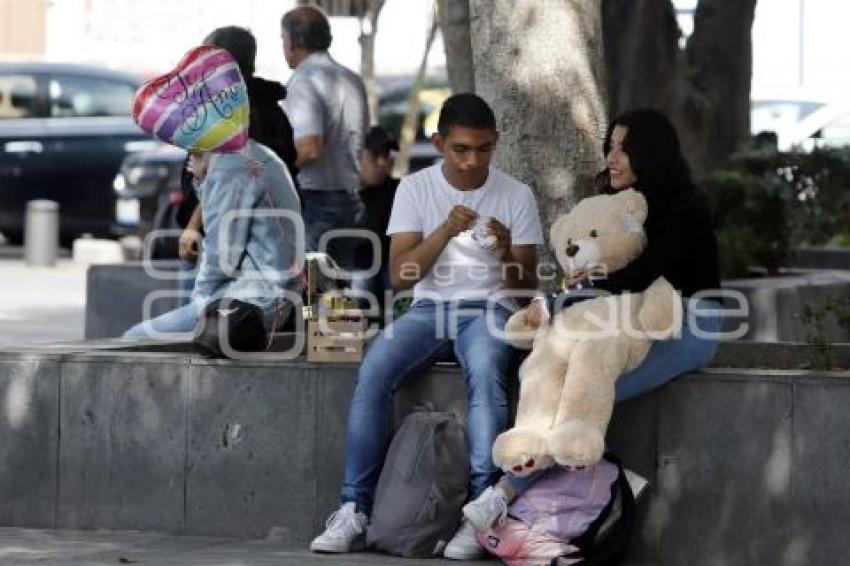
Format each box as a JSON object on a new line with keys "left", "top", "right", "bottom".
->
{"left": 450, "top": 109, "right": 724, "bottom": 558}
{"left": 592, "top": 108, "right": 720, "bottom": 301}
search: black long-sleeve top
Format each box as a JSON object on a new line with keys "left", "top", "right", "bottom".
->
{"left": 594, "top": 185, "right": 721, "bottom": 298}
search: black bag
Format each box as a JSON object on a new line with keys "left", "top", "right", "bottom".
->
{"left": 552, "top": 452, "right": 637, "bottom": 566}
{"left": 367, "top": 410, "right": 470, "bottom": 558}
{"left": 194, "top": 298, "right": 268, "bottom": 358}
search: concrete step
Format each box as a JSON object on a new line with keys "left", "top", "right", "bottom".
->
{"left": 0, "top": 348, "right": 847, "bottom": 565}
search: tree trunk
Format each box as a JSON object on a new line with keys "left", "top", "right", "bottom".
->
{"left": 470, "top": 0, "right": 608, "bottom": 280}
{"left": 676, "top": 0, "right": 757, "bottom": 179}
{"left": 358, "top": 0, "right": 385, "bottom": 126}
{"left": 601, "top": 0, "right": 757, "bottom": 180}
{"left": 601, "top": 0, "right": 680, "bottom": 118}
{"left": 437, "top": 0, "right": 475, "bottom": 94}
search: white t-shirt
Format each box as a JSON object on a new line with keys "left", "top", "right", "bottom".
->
{"left": 387, "top": 162, "right": 544, "bottom": 301}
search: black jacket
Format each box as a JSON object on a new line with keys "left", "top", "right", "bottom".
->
{"left": 595, "top": 185, "right": 721, "bottom": 298}
{"left": 354, "top": 177, "right": 400, "bottom": 270}
{"left": 246, "top": 76, "right": 298, "bottom": 179}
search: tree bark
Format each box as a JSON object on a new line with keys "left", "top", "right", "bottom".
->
{"left": 601, "top": 0, "right": 757, "bottom": 180}
{"left": 470, "top": 0, "right": 608, "bottom": 280}
{"left": 601, "top": 0, "right": 680, "bottom": 118}
{"left": 358, "top": 0, "right": 385, "bottom": 126}
{"left": 437, "top": 0, "right": 475, "bottom": 94}
{"left": 676, "top": 0, "right": 757, "bottom": 179}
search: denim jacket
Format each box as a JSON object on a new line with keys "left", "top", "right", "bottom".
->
{"left": 191, "top": 140, "right": 303, "bottom": 323}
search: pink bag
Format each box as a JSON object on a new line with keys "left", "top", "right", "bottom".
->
{"left": 476, "top": 461, "right": 619, "bottom": 565}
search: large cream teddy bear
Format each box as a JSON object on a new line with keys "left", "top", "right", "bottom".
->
{"left": 493, "top": 189, "right": 683, "bottom": 476}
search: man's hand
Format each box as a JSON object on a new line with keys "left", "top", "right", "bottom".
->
{"left": 524, "top": 298, "right": 549, "bottom": 328}
{"left": 294, "top": 135, "right": 324, "bottom": 168}
{"left": 178, "top": 229, "right": 201, "bottom": 262}
{"left": 442, "top": 205, "right": 477, "bottom": 237}
{"left": 487, "top": 217, "right": 512, "bottom": 261}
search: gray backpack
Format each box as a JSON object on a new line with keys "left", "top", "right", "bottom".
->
{"left": 366, "top": 410, "right": 470, "bottom": 557}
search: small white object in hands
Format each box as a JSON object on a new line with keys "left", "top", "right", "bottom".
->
{"left": 471, "top": 216, "right": 498, "bottom": 251}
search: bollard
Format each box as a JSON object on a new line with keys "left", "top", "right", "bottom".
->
{"left": 24, "top": 199, "right": 59, "bottom": 267}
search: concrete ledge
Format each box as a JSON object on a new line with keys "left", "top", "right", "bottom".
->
{"left": 85, "top": 262, "right": 184, "bottom": 339}
{"left": 0, "top": 348, "right": 847, "bottom": 565}
{"left": 723, "top": 269, "right": 850, "bottom": 342}
{"left": 789, "top": 247, "right": 850, "bottom": 271}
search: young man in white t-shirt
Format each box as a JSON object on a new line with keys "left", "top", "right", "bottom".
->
{"left": 310, "top": 93, "right": 544, "bottom": 559}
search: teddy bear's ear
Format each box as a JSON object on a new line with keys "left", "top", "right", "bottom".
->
{"left": 617, "top": 188, "right": 648, "bottom": 226}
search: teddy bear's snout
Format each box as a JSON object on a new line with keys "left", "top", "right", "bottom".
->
{"left": 566, "top": 244, "right": 580, "bottom": 257}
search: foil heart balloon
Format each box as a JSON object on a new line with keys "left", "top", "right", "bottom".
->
{"left": 132, "top": 45, "right": 249, "bottom": 153}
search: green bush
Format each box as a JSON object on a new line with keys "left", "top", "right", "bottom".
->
{"left": 732, "top": 147, "right": 850, "bottom": 245}
{"left": 705, "top": 169, "right": 789, "bottom": 278}
{"left": 706, "top": 146, "right": 850, "bottom": 277}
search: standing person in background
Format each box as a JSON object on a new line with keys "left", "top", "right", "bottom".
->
{"left": 352, "top": 126, "right": 400, "bottom": 320}
{"left": 280, "top": 5, "right": 369, "bottom": 269}
{"left": 176, "top": 26, "right": 299, "bottom": 303}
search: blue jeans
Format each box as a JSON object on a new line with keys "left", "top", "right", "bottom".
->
{"left": 123, "top": 299, "right": 208, "bottom": 339}
{"left": 506, "top": 297, "right": 722, "bottom": 495}
{"left": 177, "top": 259, "right": 197, "bottom": 307}
{"left": 302, "top": 190, "right": 364, "bottom": 270}
{"left": 340, "top": 299, "right": 515, "bottom": 515}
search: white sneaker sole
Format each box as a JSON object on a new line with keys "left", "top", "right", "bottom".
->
{"left": 309, "top": 536, "right": 365, "bottom": 553}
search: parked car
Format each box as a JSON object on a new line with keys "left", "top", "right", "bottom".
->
{"left": 0, "top": 62, "right": 153, "bottom": 244}
{"left": 112, "top": 142, "right": 186, "bottom": 236}
{"left": 377, "top": 80, "right": 447, "bottom": 170}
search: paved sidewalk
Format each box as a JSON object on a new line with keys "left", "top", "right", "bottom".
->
{"left": 0, "top": 528, "right": 497, "bottom": 565}
{"left": 0, "top": 258, "right": 86, "bottom": 345}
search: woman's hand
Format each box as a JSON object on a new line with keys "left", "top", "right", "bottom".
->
{"left": 178, "top": 229, "right": 201, "bottom": 262}
{"left": 564, "top": 265, "right": 607, "bottom": 288}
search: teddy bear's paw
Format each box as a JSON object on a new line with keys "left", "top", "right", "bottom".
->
{"left": 492, "top": 427, "right": 555, "bottom": 477}
{"left": 548, "top": 420, "right": 605, "bottom": 468}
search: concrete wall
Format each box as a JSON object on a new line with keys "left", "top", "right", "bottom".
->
{"left": 0, "top": 348, "right": 847, "bottom": 565}
{"left": 85, "top": 262, "right": 184, "bottom": 340}
{"left": 91, "top": 263, "right": 850, "bottom": 346}
{"left": 789, "top": 247, "right": 850, "bottom": 271}
{"left": 723, "top": 269, "right": 850, "bottom": 342}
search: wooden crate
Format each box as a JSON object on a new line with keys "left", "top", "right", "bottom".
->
{"left": 307, "top": 318, "right": 369, "bottom": 363}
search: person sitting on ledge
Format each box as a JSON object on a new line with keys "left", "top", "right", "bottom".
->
{"left": 123, "top": 46, "right": 301, "bottom": 341}
{"left": 308, "top": 93, "right": 543, "bottom": 560}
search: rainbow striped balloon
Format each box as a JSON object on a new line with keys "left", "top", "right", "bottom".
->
{"left": 132, "top": 45, "right": 249, "bottom": 153}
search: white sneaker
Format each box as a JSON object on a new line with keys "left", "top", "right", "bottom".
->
{"left": 462, "top": 486, "right": 508, "bottom": 532}
{"left": 309, "top": 502, "right": 368, "bottom": 553}
{"left": 443, "top": 520, "right": 485, "bottom": 560}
